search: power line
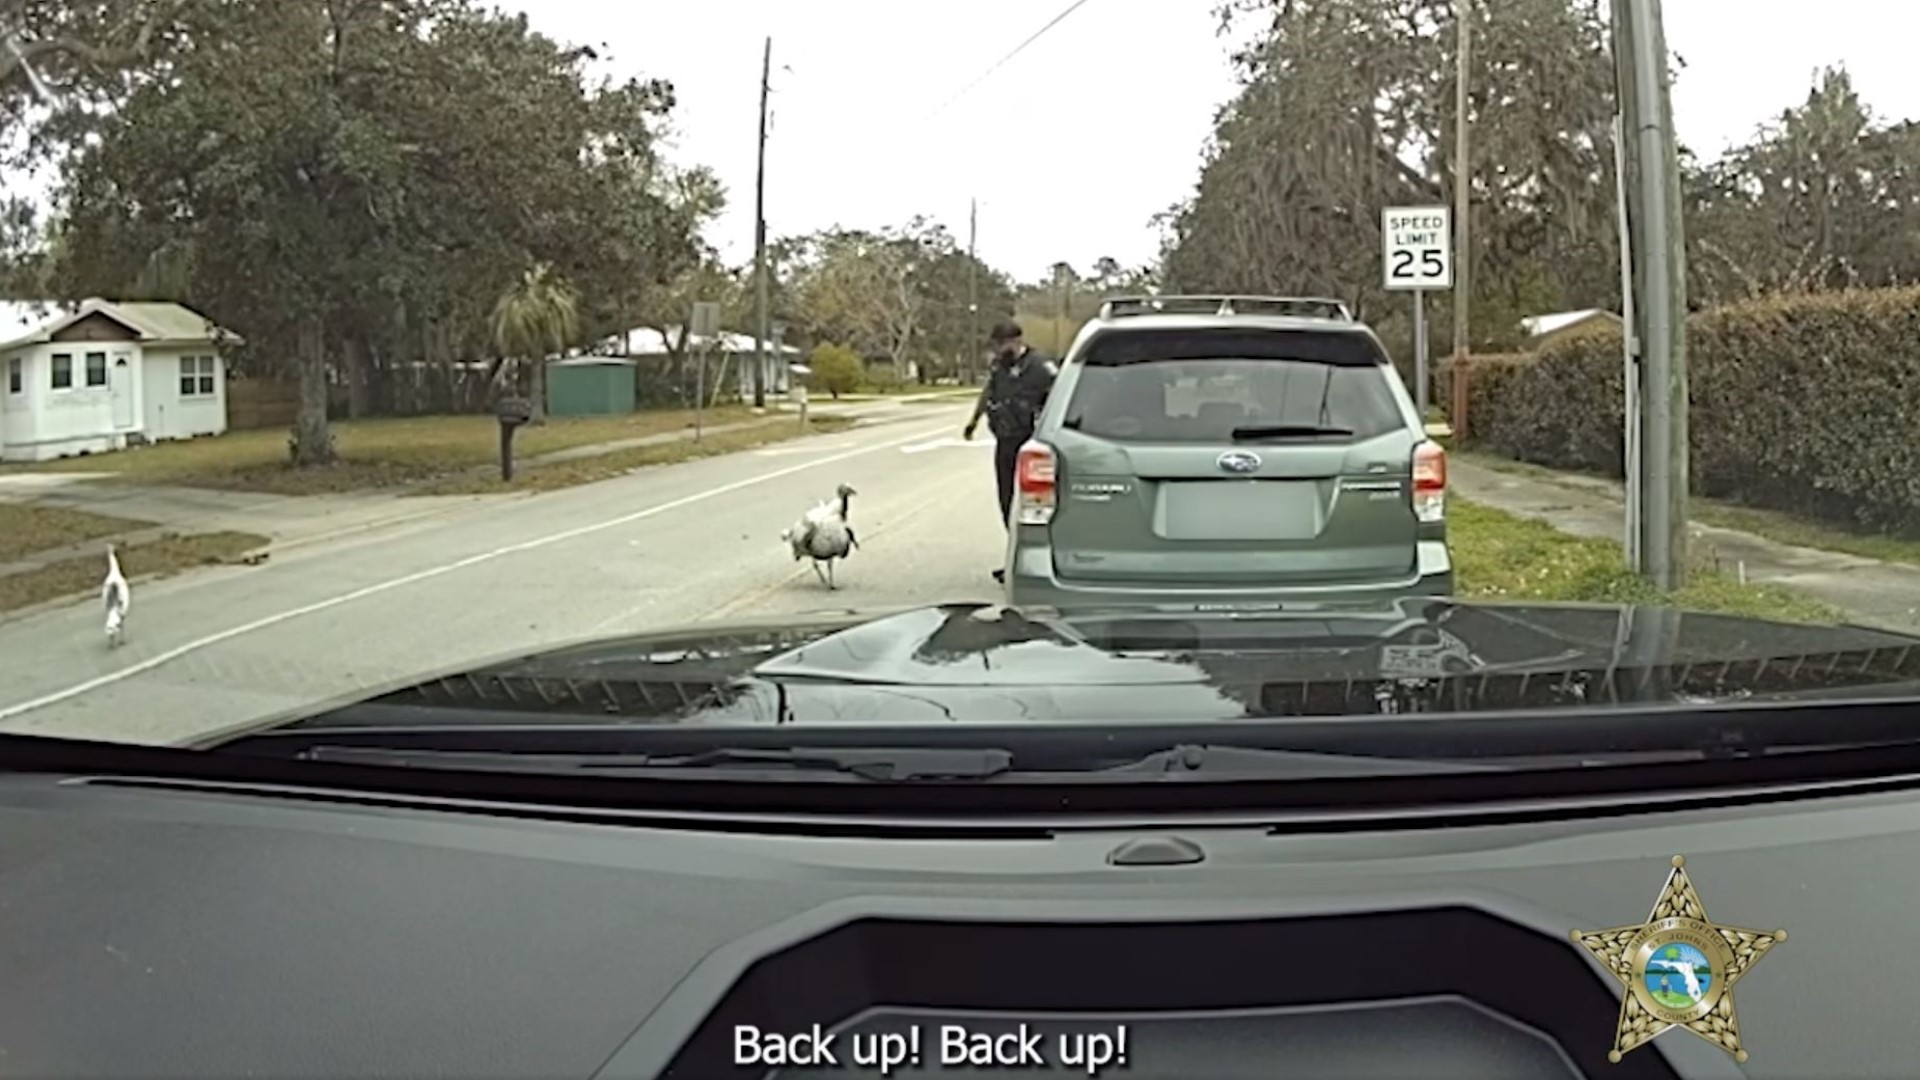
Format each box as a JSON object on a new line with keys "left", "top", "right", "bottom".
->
{"left": 924, "top": 0, "right": 1097, "bottom": 121}
{"left": 836, "top": 0, "right": 1097, "bottom": 248}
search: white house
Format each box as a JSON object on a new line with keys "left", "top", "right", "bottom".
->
{"left": 0, "top": 298, "right": 242, "bottom": 462}
{"left": 599, "top": 326, "right": 803, "bottom": 397}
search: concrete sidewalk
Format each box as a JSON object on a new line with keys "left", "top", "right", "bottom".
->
{"left": 1451, "top": 456, "right": 1920, "bottom": 633}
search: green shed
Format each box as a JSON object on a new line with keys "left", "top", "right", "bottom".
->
{"left": 545, "top": 357, "right": 637, "bottom": 417}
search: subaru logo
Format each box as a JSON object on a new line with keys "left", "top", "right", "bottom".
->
{"left": 1217, "top": 450, "right": 1262, "bottom": 474}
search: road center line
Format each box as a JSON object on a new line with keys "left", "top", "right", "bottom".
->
{"left": 0, "top": 420, "right": 956, "bottom": 723}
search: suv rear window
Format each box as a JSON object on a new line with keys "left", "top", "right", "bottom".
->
{"left": 1063, "top": 328, "right": 1405, "bottom": 443}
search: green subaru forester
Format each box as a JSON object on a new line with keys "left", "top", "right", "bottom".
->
{"left": 1002, "top": 295, "right": 1452, "bottom": 613}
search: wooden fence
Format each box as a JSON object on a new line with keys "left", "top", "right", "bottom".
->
{"left": 227, "top": 377, "right": 301, "bottom": 430}
{"left": 226, "top": 366, "right": 497, "bottom": 427}
{"left": 376, "top": 365, "right": 494, "bottom": 415}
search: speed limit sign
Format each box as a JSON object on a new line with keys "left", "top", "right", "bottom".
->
{"left": 1382, "top": 206, "right": 1453, "bottom": 291}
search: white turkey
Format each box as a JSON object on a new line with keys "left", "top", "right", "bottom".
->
{"left": 101, "top": 543, "right": 130, "bottom": 647}
{"left": 781, "top": 483, "right": 860, "bottom": 589}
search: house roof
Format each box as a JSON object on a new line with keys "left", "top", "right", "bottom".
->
{"left": 1520, "top": 309, "right": 1620, "bottom": 339}
{"left": 600, "top": 326, "right": 801, "bottom": 357}
{"left": 0, "top": 297, "right": 243, "bottom": 352}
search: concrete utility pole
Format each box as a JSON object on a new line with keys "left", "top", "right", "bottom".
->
{"left": 1450, "top": 1, "right": 1472, "bottom": 364}
{"left": 751, "top": 36, "right": 772, "bottom": 410}
{"left": 1612, "top": 113, "right": 1642, "bottom": 573}
{"left": 1611, "top": 0, "right": 1690, "bottom": 589}
{"left": 967, "top": 198, "right": 980, "bottom": 384}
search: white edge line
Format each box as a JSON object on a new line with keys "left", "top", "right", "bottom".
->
{"left": 901, "top": 436, "right": 988, "bottom": 453}
{"left": 0, "top": 421, "right": 953, "bottom": 723}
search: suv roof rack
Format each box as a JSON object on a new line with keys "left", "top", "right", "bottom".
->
{"left": 1097, "top": 295, "right": 1355, "bottom": 322}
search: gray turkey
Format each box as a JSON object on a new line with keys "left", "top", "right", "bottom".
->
{"left": 781, "top": 483, "right": 859, "bottom": 589}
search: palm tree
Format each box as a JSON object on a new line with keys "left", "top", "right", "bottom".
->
{"left": 491, "top": 262, "right": 579, "bottom": 424}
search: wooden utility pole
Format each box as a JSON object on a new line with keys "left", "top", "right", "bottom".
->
{"left": 751, "top": 36, "right": 772, "bottom": 410}
{"left": 1055, "top": 265, "right": 1070, "bottom": 353}
{"left": 967, "top": 198, "right": 979, "bottom": 384}
{"left": 1451, "top": 1, "right": 1472, "bottom": 358}
{"left": 1449, "top": 1, "right": 1473, "bottom": 437}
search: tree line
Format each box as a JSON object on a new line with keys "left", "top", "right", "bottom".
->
{"left": 1158, "top": 0, "right": 1920, "bottom": 356}
{"left": 0, "top": 0, "right": 1063, "bottom": 466}
{"left": 34, "top": 0, "right": 1890, "bottom": 462}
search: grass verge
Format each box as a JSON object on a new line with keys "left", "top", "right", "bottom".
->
{"left": 1452, "top": 498, "right": 1839, "bottom": 624}
{"left": 0, "top": 531, "right": 269, "bottom": 616}
{"left": 1690, "top": 503, "right": 1920, "bottom": 570}
{"left": 1458, "top": 451, "right": 1920, "bottom": 571}
{"left": 0, "top": 405, "right": 769, "bottom": 496}
{"left": 411, "top": 415, "right": 859, "bottom": 496}
{"left": 0, "top": 505, "right": 157, "bottom": 564}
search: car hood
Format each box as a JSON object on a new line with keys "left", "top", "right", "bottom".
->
{"left": 239, "top": 598, "right": 1920, "bottom": 734}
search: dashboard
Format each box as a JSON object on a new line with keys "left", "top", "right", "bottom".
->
{"left": 0, "top": 766, "right": 1904, "bottom": 1078}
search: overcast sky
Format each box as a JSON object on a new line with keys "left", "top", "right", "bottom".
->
{"left": 8, "top": 2, "right": 1914, "bottom": 287}
{"left": 506, "top": 0, "right": 1239, "bottom": 285}
{"left": 509, "top": 0, "right": 1920, "bottom": 284}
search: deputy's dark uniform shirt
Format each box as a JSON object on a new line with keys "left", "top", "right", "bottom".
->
{"left": 984, "top": 348, "right": 1058, "bottom": 442}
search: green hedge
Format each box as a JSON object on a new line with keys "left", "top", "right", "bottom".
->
{"left": 1439, "top": 287, "right": 1920, "bottom": 533}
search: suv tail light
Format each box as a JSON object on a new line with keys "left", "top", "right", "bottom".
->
{"left": 1015, "top": 442, "right": 1056, "bottom": 525}
{"left": 1412, "top": 441, "right": 1446, "bottom": 522}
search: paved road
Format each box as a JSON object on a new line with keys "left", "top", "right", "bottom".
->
{"left": 0, "top": 401, "right": 1008, "bottom": 745}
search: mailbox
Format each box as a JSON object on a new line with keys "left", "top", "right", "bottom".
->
{"left": 495, "top": 396, "right": 534, "bottom": 426}
{"left": 494, "top": 396, "right": 533, "bottom": 481}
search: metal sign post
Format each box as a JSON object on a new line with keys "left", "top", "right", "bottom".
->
{"left": 1413, "top": 291, "right": 1429, "bottom": 417}
{"left": 1382, "top": 205, "right": 1455, "bottom": 420}
{"left": 690, "top": 301, "right": 721, "bottom": 443}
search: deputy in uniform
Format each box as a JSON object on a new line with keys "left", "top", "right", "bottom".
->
{"left": 963, "top": 320, "right": 1057, "bottom": 582}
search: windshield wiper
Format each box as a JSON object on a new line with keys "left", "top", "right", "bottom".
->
{"left": 301, "top": 744, "right": 1014, "bottom": 782}
{"left": 1230, "top": 424, "right": 1353, "bottom": 441}
{"left": 298, "top": 742, "right": 1490, "bottom": 782}
{"left": 1097, "top": 743, "right": 1496, "bottom": 778}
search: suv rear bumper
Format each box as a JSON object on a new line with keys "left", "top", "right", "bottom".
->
{"left": 1004, "top": 536, "right": 1454, "bottom": 613}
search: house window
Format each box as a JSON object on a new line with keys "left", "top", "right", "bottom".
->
{"left": 51, "top": 354, "right": 72, "bottom": 390}
{"left": 6, "top": 356, "right": 19, "bottom": 394}
{"left": 85, "top": 352, "right": 108, "bottom": 387}
{"left": 180, "top": 355, "right": 216, "bottom": 397}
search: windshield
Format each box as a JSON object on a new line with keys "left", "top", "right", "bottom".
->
{"left": 1063, "top": 342, "right": 1404, "bottom": 443}
{"left": 2, "top": 0, "right": 1919, "bottom": 785}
